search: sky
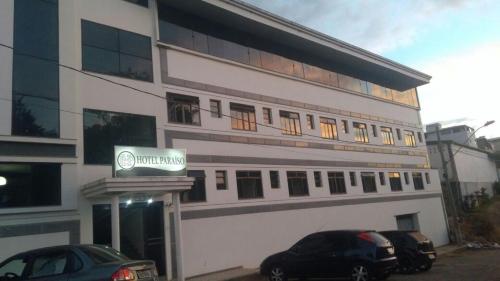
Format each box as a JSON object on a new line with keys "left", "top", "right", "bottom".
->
{"left": 242, "top": 0, "right": 500, "bottom": 138}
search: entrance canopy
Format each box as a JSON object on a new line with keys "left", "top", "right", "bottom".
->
{"left": 82, "top": 176, "right": 194, "bottom": 199}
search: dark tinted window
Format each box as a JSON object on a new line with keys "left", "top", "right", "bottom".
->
{"left": 236, "top": 171, "right": 263, "bottom": 199}
{"left": 349, "top": 171, "right": 357, "bottom": 186}
{"left": 270, "top": 171, "right": 280, "bottom": 189}
{"left": 379, "top": 172, "right": 386, "bottom": 186}
{"left": 167, "top": 94, "right": 201, "bottom": 125}
{"left": 12, "top": 0, "right": 59, "bottom": 138}
{"left": 29, "top": 251, "right": 68, "bottom": 278}
{"left": 361, "top": 172, "right": 377, "bottom": 193}
{"left": 412, "top": 172, "right": 424, "bottom": 190}
{"left": 82, "top": 20, "right": 153, "bottom": 82}
{"left": 314, "top": 171, "right": 322, "bottom": 187}
{"left": 83, "top": 109, "right": 157, "bottom": 164}
{"left": 294, "top": 234, "right": 329, "bottom": 254}
{"left": 328, "top": 172, "right": 346, "bottom": 194}
{"left": 80, "top": 246, "right": 129, "bottom": 264}
{"left": 181, "top": 170, "right": 206, "bottom": 203}
{"left": 389, "top": 172, "right": 402, "bottom": 191}
{"left": 287, "top": 171, "right": 309, "bottom": 196}
{"left": 0, "top": 163, "right": 61, "bottom": 208}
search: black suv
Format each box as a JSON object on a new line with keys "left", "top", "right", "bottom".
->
{"left": 260, "top": 230, "right": 397, "bottom": 281}
{"left": 380, "top": 230, "right": 436, "bottom": 273}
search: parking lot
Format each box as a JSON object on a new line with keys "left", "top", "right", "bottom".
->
{"left": 238, "top": 249, "right": 500, "bottom": 281}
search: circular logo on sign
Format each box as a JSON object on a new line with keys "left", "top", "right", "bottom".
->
{"left": 117, "top": 151, "right": 135, "bottom": 170}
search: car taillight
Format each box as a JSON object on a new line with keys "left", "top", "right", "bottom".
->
{"left": 111, "top": 268, "right": 135, "bottom": 281}
{"left": 357, "top": 232, "right": 374, "bottom": 242}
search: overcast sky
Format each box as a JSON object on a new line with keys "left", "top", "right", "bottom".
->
{"left": 242, "top": 0, "right": 500, "bottom": 138}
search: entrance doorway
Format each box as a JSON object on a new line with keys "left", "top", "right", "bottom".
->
{"left": 93, "top": 202, "right": 166, "bottom": 275}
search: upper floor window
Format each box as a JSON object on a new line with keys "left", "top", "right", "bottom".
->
{"left": 403, "top": 172, "right": 410, "bottom": 185}
{"left": 380, "top": 127, "right": 395, "bottom": 145}
{"left": 425, "top": 172, "right": 431, "bottom": 184}
{"left": 371, "top": 125, "right": 378, "bottom": 137}
{"left": 412, "top": 172, "right": 424, "bottom": 190}
{"left": 379, "top": 172, "right": 386, "bottom": 186}
{"left": 320, "top": 117, "right": 338, "bottom": 140}
{"left": 404, "top": 130, "right": 417, "bottom": 147}
{"left": 396, "top": 128, "right": 402, "bottom": 140}
{"left": 341, "top": 120, "right": 349, "bottom": 134}
{"left": 236, "top": 171, "right": 263, "bottom": 199}
{"left": 287, "top": 171, "right": 309, "bottom": 196}
{"left": 263, "top": 108, "right": 273, "bottom": 125}
{"left": 210, "top": 99, "right": 221, "bottom": 118}
{"left": 280, "top": 111, "right": 302, "bottom": 136}
{"left": 0, "top": 163, "right": 61, "bottom": 208}
{"left": 353, "top": 122, "right": 369, "bottom": 143}
{"left": 83, "top": 109, "right": 157, "bottom": 164}
{"left": 361, "top": 172, "right": 377, "bottom": 193}
{"left": 328, "top": 172, "right": 346, "bottom": 194}
{"left": 417, "top": 132, "right": 423, "bottom": 143}
{"left": 216, "top": 170, "right": 227, "bottom": 190}
{"left": 306, "top": 114, "right": 315, "bottom": 129}
{"left": 167, "top": 93, "right": 200, "bottom": 125}
{"left": 230, "top": 103, "right": 256, "bottom": 131}
{"left": 81, "top": 20, "right": 153, "bottom": 82}
{"left": 314, "top": 171, "right": 323, "bottom": 187}
{"left": 349, "top": 171, "right": 357, "bottom": 186}
{"left": 389, "top": 172, "right": 402, "bottom": 191}
{"left": 270, "top": 171, "right": 280, "bottom": 188}
{"left": 182, "top": 170, "right": 206, "bottom": 203}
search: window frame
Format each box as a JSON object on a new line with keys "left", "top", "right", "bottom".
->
{"left": 236, "top": 170, "right": 264, "bottom": 199}
{"left": 181, "top": 170, "right": 206, "bottom": 203}
{"left": 389, "top": 172, "right": 403, "bottom": 191}
{"left": 425, "top": 172, "right": 431, "bottom": 184}
{"left": 280, "top": 110, "right": 302, "bottom": 136}
{"left": 306, "top": 114, "right": 315, "bottom": 130}
{"left": 404, "top": 130, "right": 417, "bottom": 147}
{"left": 210, "top": 99, "right": 222, "bottom": 118}
{"left": 230, "top": 103, "right": 257, "bottom": 131}
{"left": 328, "top": 171, "right": 347, "bottom": 194}
{"left": 263, "top": 107, "right": 273, "bottom": 125}
{"left": 379, "top": 172, "right": 386, "bottom": 186}
{"left": 371, "top": 124, "right": 378, "bottom": 137}
{"left": 403, "top": 172, "right": 410, "bottom": 185}
{"left": 287, "top": 171, "right": 309, "bottom": 197}
{"left": 319, "top": 117, "right": 338, "bottom": 140}
{"left": 167, "top": 93, "right": 201, "bottom": 126}
{"left": 341, "top": 120, "right": 349, "bottom": 134}
{"left": 380, "top": 126, "right": 395, "bottom": 145}
{"left": 412, "top": 172, "right": 424, "bottom": 190}
{"left": 349, "top": 171, "right": 357, "bottom": 186}
{"left": 269, "top": 170, "right": 280, "bottom": 189}
{"left": 353, "top": 122, "right": 370, "bottom": 143}
{"left": 361, "top": 172, "right": 377, "bottom": 193}
{"left": 215, "top": 170, "right": 227, "bottom": 190}
{"left": 313, "top": 171, "right": 323, "bottom": 187}
{"left": 396, "top": 128, "right": 402, "bottom": 140}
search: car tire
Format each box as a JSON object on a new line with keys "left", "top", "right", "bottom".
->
{"left": 398, "top": 256, "right": 416, "bottom": 274}
{"left": 268, "top": 264, "right": 288, "bottom": 281}
{"left": 351, "top": 264, "right": 370, "bottom": 281}
{"left": 420, "top": 261, "right": 433, "bottom": 271}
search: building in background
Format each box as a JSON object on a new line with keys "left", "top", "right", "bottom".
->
{"left": 0, "top": 0, "right": 449, "bottom": 279}
{"left": 425, "top": 123, "right": 478, "bottom": 148}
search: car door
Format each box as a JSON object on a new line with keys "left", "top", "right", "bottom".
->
{"left": 284, "top": 233, "right": 327, "bottom": 278}
{"left": 0, "top": 255, "right": 30, "bottom": 281}
{"left": 314, "top": 233, "right": 349, "bottom": 278}
{"left": 25, "top": 250, "right": 71, "bottom": 281}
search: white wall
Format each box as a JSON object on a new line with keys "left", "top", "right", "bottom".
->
{"left": 0, "top": 232, "right": 69, "bottom": 263}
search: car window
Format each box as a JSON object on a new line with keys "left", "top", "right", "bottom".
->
{"left": 0, "top": 257, "right": 29, "bottom": 279}
{"left": 67, "top": 252, "right": 83, "bottom": 273}
{"left": 328, "top": 234, "right": 353, "bottom": 251}
{"left": 79, "top": 246, "right": 128, "bottom": 264}
{"left": 295, "top": 234, "right": 329, "bottom": 254}
{"left": 29, "top": 251, "right": 68, "bottom": 278}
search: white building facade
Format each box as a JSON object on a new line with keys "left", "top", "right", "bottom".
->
{"left": 0, "top": 0, "right": 449, "bottom": 278}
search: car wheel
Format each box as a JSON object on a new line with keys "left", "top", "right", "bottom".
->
{"left": 398, "top": 257, "right": 416, "bottom": 274}
{"left": 351, "top": 264, "right": 370, "bottom": 281}
{"left": 420, "top": 261, "right": 433, "bottom": 271}
{"left": 268, "top": 264, "right": 287, "bottom": 281}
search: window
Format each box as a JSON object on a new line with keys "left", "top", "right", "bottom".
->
{"left": 396, "top": 214, "right": 419, "bottom": 231}
{"left": 320, "top": 117, "right": 338, "bottom": 140}
{"left": 12, "top": 0, "right": 59, "bottom": 138}
{"left": 216, "top": 170, "right": 227, "bottom": 190}
{"left": 270, "top": 171, "right": 280, "bottom": 188}
{"left": 83, "top": 109, "right": 157, "bottom": 164}
{"left": 349, "top": 171, "right": 357, "bottom": 186}
{"left": 404, "top": 172, "right": 410, "bottom": 185}
{"left": 412, "top": 172, "right": 424, "bottom": 190}
{"left": 167, "top": 93, "right": 200, "bottom": 125}
{"left": 396, "top": 128, "right": 402, "bottom": 140}
{"left": 314, "top": 171, "right": 323, "bottom": 187}
{"left": 361, "top": 172, "right": 377, "bottom": 193}
{"left": 82, "top": 20, "right": 153, "bottom": 82}
{"left": 353, "top": 122, "right": 369, "bottom": 143}
{"left": 210, "top": 100, "right": 221, "bottom": 118}
{"left": 380, "top": 127, "right": 395, "bottom": 145}
{"left": 181, "top": 170, "right": 206, "bottom": 202}
{"left": 29, "top": 251, "right": 68, "bottom": 278}
{"left": 417, "top": 132, "right": 423, "bottom": 143}
{"left": 425, "top": 172, "right": 431, "bottom": 184}
{"left": 404, "top": 131, "right": 417, "bottom": 147}
{"left": 379, "top": 172, "right": 386, "bottom": 185}
{"left": 236, "top": 171, "right": 263, "bottom": 199}
{"left": 280, "top": 111, "right": 302, "bottom": 136}
{"left": 287, "top": 171, "right": 309, "bottom": 196}
{"left": 328, "top": 172, "right": 346, "bottom": 194}
{"left": 306, "top": 114, "right": 315, "bottom": 129}
{"left": 124, "top": 0, "right": 148, "bottom": 7}
{"left": 0, "top": 257, "right": 28, "bottom": 278}
{"left": 389, "top": 172, "right": 402, "bottom": 191}
{"left": 230, "top": 103, "right": 256, "bottom": 131}
{"left": 263, "top": 108, "right": 273, "bottom": 124}
{"left": 0, "top": 163, "right": 61, "bottom": 208}
{"left": 372, "top": 125, "right": 378, "bottom": 137}
{"left": 341, "top": 120, "right": 349, "bottom": 134}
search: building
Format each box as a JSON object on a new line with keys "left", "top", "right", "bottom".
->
{"left": 425, "top": 123, "right": 478, "bottom": 148}
{"left": 488, "top": 137, "right": 500, "bottom": 153}
{"left": 476, "top": 136, "right": 494, "bottom": 152}
{"left": 0, "top": 0, "right": 449, "bottom": 279}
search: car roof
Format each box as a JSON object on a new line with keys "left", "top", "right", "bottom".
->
{"left": 314, "top": 230, "right": 376, "bottom": 236}
{"left": 380, "top": 230, "right": 419, "bottom": 234}
{"left": 7, "top": 244, "right": 111, "bottom": 258}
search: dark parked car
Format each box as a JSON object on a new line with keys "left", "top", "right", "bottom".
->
{"left": 260, "top": 230, "right": 397, "bottom": 281}
{"left": 0, "top": 244, "right": 158, "bottom": 281}
{"left": 379, "top": 230, "right": 436, "bottom": 273}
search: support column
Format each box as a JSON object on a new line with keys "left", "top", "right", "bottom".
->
{"left": 163, "top": 194, "right": 173, "bottom": 281}
{"left": 172, "top": 192, "right": 184, "bottom": 281}
{"left": 111, "top": 195, "right": 120, "bottom": 251}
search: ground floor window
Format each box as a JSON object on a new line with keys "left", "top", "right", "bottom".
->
{"left": 287, "top": 171, "right": 309, "bottom": 196}
{"left": 0, "top": 163, "right": 61, "bottom": 208}
{"left": 328, "top": 172, "right": 346, "bottom": 194}
{"left": 396, "top": 213, "right": 419, "bottom": 231}
{"left": 361, "top": 172, "right": 377, "bottom": 193}
{"left": 236, "top": 171, "right": 263, "bottom": 199}
{"left": 181, "top": 170, "right": 206, "bottom": 203}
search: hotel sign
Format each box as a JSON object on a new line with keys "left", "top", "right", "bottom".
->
{"left": 114, "top": 146, "right": 187, "bottom": 177}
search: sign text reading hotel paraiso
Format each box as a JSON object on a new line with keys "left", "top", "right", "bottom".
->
{"left": 114, "top": 146, "right": 187, "bottom": 177}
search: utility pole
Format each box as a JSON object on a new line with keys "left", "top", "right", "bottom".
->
{"left": 436, "top": 127, "right": 463, "bottom": 244}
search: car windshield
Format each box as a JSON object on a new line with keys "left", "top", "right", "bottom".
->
{"left": 358, "top": 232, "right": 390, "bottom": 246}
{"left": 80, "top": 246, "right": 129, "bottom": 264}
{"left": 408, "top": 232, "right": 428, "bottom": 242}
